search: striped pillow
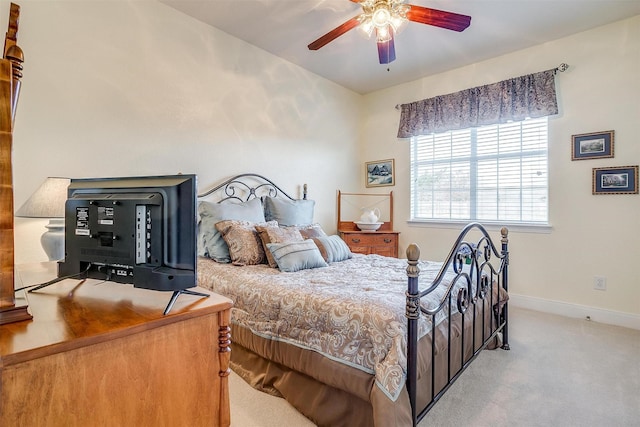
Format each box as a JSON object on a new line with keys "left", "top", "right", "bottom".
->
{"left": 312, "top": 235, "right": 352, "bottom": 263}
{"left": 266, "top": 240, "right": 328, "bottom": 272}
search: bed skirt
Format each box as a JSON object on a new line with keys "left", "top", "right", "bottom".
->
{"left": 228, "top": 299, "right": 499, "bottom": 427}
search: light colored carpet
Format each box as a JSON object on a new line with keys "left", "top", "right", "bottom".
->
{"left": 229, "top": 307, "right": 640, "bottom": 426}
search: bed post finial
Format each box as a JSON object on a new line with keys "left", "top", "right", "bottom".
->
{"left": 500, "top": 227, "right": 508, "bottom": 244}
{"left": 406, "top": 243, "right": 420, "bottom": 266}
{"left": 406, "top": 244, "right": 421, "bottom": 318}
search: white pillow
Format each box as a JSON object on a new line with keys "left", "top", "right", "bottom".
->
{"left": 263, "top": 196, "right": 315, "bottom": 226}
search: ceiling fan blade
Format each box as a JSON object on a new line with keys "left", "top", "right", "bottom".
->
{"left": 377, "top": 35, "right": 396, "bottom": 64}
{"left": 406, "top": 5, "right": 471, "bottom": 32}
{"left": 308, "top": 17, "right": 361, "bottom": 50}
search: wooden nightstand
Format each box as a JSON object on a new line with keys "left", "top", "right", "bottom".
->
{"left": 337, "top": 190, "right": 400, "bottom": 258}
{"left": 339, "top": 230, "right": 399, "bottom": 257}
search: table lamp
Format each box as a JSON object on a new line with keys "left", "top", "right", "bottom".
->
{"left": 16, "top": 177, "right": 70, "bottom": 261}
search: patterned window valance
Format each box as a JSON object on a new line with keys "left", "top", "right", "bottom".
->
{"left": 397, "top": 69, "right": 559, "bottom": 138}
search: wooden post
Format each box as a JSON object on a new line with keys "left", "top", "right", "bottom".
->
{"left": 0, "top": 3, "right": 30, "bottom": 324}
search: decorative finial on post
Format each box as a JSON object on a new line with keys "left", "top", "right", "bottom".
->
{"left": 3, "top": 3, "right": 22, "bottom": 123}
{"left": 406, "top": 243, "right": 420, "bottom": 278}
{"left": 500, "top": 227, "right": 508, "bottom": 245}
{"left": 405, "top": 243, "right": 421, "bottom": 321}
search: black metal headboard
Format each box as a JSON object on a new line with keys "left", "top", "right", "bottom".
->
{"left": 197, "top": 173, "right": 306, "bottom": 202}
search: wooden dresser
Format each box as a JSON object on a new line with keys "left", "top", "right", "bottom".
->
{"left": 0, "top": 262, "right": 233, "bottom": 427}
{"left": 337, "top": 190, "right": 399, "bottom": 258}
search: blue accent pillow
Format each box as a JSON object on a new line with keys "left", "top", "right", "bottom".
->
{"left": 198, "top": 198, "right": 266, "bottom": 263}
{"left": 312, "top": 235, "right": 352, "bottom": 263}
{"left": 266, "top": 240, "right": 328, "bottom": 272}
{"left": 263, "top": 196, "right": 315, "bottom": 226}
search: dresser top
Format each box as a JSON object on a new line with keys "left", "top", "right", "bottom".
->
{"left": 1, "top": 262, "right": 232, "bottom": 365}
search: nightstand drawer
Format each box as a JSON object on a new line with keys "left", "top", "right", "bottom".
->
{"left": 345, "top": 234, "right": 396, "bottom": 246}
{"left": 340, "top": 231, "right": 399, "bottom": 258}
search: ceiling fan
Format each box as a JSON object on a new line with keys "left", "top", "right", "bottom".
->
{"left": 308, "top": 0, "right": 471, "bottom": 64}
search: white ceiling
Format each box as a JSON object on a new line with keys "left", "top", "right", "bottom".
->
{"left": 160, "top": 0, "right": 640, "bottom": 94}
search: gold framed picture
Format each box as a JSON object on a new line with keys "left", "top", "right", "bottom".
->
{"left": 365, "top": 159, "right": 395, "bottom": 188}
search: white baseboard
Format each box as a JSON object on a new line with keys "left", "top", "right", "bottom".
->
{"left": 508, "top": 293, "right": 640, "bottom": 331}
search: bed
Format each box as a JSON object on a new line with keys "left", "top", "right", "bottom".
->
{"left": 195, "top": 174, "right": 510, "bottom": 427}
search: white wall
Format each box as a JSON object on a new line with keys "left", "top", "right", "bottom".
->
{"left": 8, "top": 0, "right": 362, "bottom": 262}
{"left": 362, "top": 16, "right": 640, "bottom": 327}
{"left": 7, "top": 2, "right": 639, "bottom": 327}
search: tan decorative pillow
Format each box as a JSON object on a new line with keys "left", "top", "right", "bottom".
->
{"left": 291, "top": 223, "right": 327, "bottom": 240}
{"left": 215, "top": 220, "right": 277, "bottom": 266}
{"left": 256, "top": 223, "right": 304, "bottom": 268}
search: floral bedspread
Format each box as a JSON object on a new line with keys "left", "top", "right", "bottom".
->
{"left": 197, "top": 254, "right": 463, "bottom": 401}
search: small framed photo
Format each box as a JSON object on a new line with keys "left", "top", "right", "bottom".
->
{"left": 571, "top": 130, "right": 614, "bottom": 160}
{"left": 366, "top": 159, "right": 395, "bottom": 187}
{"left": 592, "top": 165, "right": 638, "bottom": 195}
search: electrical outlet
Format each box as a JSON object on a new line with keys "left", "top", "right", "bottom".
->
{"left": 593, "top": 276, "right": 606, "bottom": 291}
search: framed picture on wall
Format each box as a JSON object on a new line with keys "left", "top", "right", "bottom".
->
{"left": 592, "top": 165, "right": 638, "bottom": 195}
{"left": 571, "top": 130, "right": 614, "bottom": 160}
{"left": 365, "top": 159, "right": 395, "bottom": 188}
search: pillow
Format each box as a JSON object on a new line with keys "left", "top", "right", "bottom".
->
{"left": 263, "top": 196, "right": 315, "bottom": 226}
{"left": 198, "top": 198, "right": 266, "bottom": 263}
{"left": 293, "top": 223, "right": 327, "bottom": 239}
{"left": 216, "top": 220, "right": 277, "bottom": 266}
{"left": 266, "top": 240, "right": 328, "bottom": 272}
{"left": 312, "top": 235, "right": 352, "bottom": 263}
{"left": 255, "top": 223, "right": 304, "bottom": 268}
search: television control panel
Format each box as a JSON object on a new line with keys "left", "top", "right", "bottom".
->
{"left": 59, "top": 192, "right": 164, "bottom": 284}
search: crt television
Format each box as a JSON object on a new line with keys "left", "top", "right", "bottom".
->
{"left": 58, "top": 174, "right": 198, "bottom": 303}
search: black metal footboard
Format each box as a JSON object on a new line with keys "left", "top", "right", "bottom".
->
{"left": 405, "top": 223, "right": 510, "bottom": 426}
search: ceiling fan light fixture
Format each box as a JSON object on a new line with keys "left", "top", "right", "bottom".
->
{"left": 372, "top": 6, "right": 391, "bottom": 27}
{"left": 389, "top": 3, "right": 410, "bottom": 33}
{"left": 376, "top": 26, "right": 392, "bottom": 43}
{"left": 358, "top": 0, "right": 409, "bottom": 41}
{"left": 358, "top": 15, "right": 375, "bottom": 38}
{"left": 308, "top": 0, "right": 471, "bottom": 65}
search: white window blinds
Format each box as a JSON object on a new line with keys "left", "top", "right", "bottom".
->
{"left": 410, "top": 117, "right": 548, "bottom": 224}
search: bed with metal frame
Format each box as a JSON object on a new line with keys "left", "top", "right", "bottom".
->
{"left": 196, "top": 173, "right": 510, "bottom": 426}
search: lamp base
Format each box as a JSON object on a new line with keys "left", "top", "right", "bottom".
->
{"left": 41, "top": 218, "right": 65, "bottom": 261}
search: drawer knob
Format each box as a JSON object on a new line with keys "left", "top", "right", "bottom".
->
{"left": 352, "top": 238, "right": 361, "bottom": 243}
{"left": 384, "top": 238, "right": 392, "bottom": 243}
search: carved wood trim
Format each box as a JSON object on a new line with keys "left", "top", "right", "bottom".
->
{"left": 218, "top": 310, "right": 231, "bottom": 427}
{"left": 0, "top": 3, "right": 29, "bottom": 324}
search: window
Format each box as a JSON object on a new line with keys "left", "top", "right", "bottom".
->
{"left": 410, "top": 117, "right": 548, "bottom": 224}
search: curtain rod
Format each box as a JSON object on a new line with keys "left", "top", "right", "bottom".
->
{"left": 395, "top": 63, "right": 569, "bottom": 110}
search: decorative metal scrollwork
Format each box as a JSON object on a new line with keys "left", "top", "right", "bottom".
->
{"left": 483, "top": 243, "right": 491, "bottom": 262}
{"left": 478, "top": 274, "right": 489, "bottom": 299}
{"left": 454, "top": 252, "right": 465, "bottom": 274}
{"left": 198, "top": 173, "right": 297, "bottom": 202}
{"left": 457, "top": 287, "right": 469, "bottom": 314}
{"left": 406, "top": 292, "right": 421, "bottom": 320}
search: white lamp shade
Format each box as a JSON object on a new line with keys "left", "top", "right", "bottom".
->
{"left": 16, "top": 177, "right": 70, "bottom": 218}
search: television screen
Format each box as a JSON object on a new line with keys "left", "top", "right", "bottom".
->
{"left": 57, "top": 174, "right": 201, "bottom": 312}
